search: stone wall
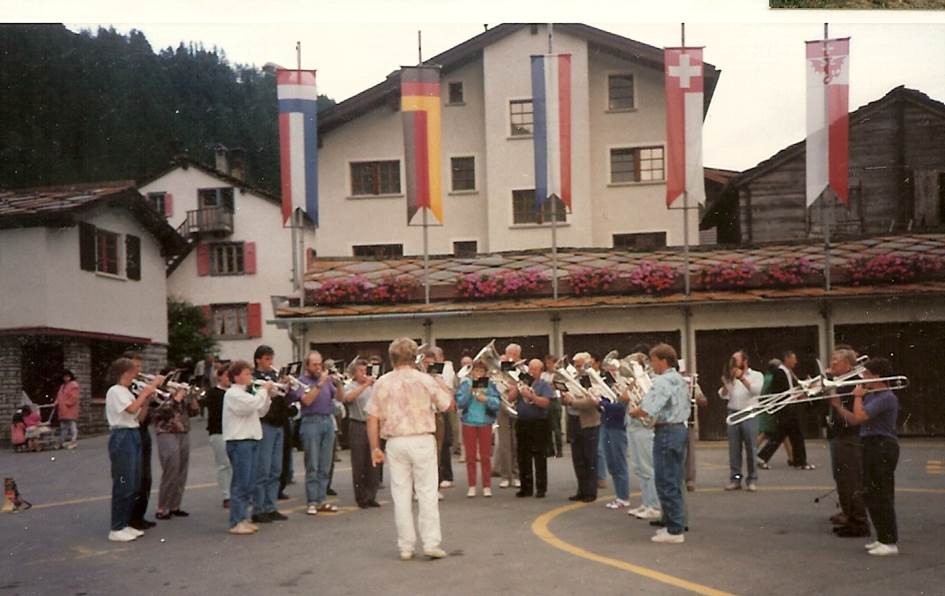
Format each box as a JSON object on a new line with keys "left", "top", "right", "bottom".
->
{"left": 0, "top": 337, "right": 23, "bottom": 445}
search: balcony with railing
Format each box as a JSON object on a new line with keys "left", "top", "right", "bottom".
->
{"left": 177, "top": 207, "right": 234, "bottom": 237}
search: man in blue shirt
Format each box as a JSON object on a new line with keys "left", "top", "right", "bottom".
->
{"left": 629, "top": 343, "right": 690, "bottom": 544}
{"left": 289, "top": 351, "right": 341, "bottom": 516}
{"left": 512, "top": 359, "right": 553, "bottom": 498}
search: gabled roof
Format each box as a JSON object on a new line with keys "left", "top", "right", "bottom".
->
{"left": 318, "top": 23, "right": 722, "bottom": 136}
{"left": 0, "top": 181, "right": 187, "bottom": 256}
{"left": 732, "top": 86, "right": 945, "bottom": 188}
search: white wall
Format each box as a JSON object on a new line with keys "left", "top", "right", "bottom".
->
{"left": 0, "top": 206, "right": 169, "bottom": 343}
{"left": 142, "top": 166, "right": 313, "bottom": 362}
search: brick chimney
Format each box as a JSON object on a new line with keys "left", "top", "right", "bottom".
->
{"left": 214, "top": 144, "right": 229, "bottom": 174}
{"left": 228, "top": 148, "right": 246, "bottom": 181}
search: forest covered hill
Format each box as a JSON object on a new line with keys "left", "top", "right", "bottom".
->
{"left": 0, "top": 24, "right": 334, "bottom": 192}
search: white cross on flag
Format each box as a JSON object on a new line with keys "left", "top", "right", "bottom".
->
{"left": 805, "top": 37, "right": 850, "bottom": 207}
{"left": 664, "top": 47, "right": 705, "bottom": 207}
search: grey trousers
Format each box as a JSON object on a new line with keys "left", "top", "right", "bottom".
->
{"left": 208, "top": 433, "right": 232, "bottom": 499}
{"left": 494, "top": 408, "right": 518, "bottom": 480}
{"left": 157, "top": 432, "right": 190, "bottom": 511}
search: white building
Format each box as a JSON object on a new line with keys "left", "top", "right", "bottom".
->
{"left": 314, "top": 23, "right": 721, "bottom": 257}
{"left": 0, "top": 182, "right": 185, "bottom": 442}
{"left": 139, "top": 150, "right": 316, "bottom": 362}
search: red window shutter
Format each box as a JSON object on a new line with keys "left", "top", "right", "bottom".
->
{"left": 164, "top": 193, "right": 174, "bottom": 218}
{"left": 247, "top": 303, "right": 262, "bottom": 338}
{"left": 244, "top": 242, "right": 256, "bottom": 274}
{"left": 199, "top": 305, "right": 212, "bottom": 335}
{"left": 196, "top": 243, "right": 210, "bottom": 276}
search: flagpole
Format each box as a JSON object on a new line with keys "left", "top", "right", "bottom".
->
{"left": 822, "top": 23, "right": 832, "bottom": 293}
{"left": 418, "top": 30, "right": 431, "bottom": 305}
{"left": 681, "top": 22, "right": 692, "bottom": 298}
{"left": 548, "top": 23, "right": 559, "bottom": 301}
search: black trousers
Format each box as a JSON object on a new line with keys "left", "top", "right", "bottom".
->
{"left": 758, "top": 408, "right": 807, "bottom": 466}
{"left": 439, "top": 413, "right": 454, "bottom": 482}
{"left": 516, "top": 418, "right": 549, "bottom": 495}
{"left": 863, "top": 436, "right": 899, "bottom": 544}
{"left": 831, "top": 433, "right": 868, "bottom": 528}
{"left": 547, "top": 400, "right": 563, "bottom": 457}
{"left": 131, "top": 426, "right": 152, "bottom": 523}
{"left": 348, "top": 420, "right": 379, "bottom": 506}
{"left": 571, "top": 424, "right": 599, "bottom": 499}
{"left": 279, "top": 419, "right": 295, "bottom": 491}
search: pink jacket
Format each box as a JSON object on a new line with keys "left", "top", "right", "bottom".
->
{"left": 56, "top": 381, "right": 80, "bottom": 420}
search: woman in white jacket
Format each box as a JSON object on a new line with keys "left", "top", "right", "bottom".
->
{"left": 223, "top": 361, "right": 272, "bottom": 535}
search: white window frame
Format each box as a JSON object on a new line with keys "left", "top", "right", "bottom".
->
{"left": 346, "top": 158, "right": 405, "bottom": 199}
{"left": 147, "top": 192, "right": 167, "bottom": 217}
{"left": 604, "top": 71, "right": 638, "bottom": 113}
{"left": 506, "top": 96, "right": 534, "bottom": 140}
{"left": 450, "top": 238, "right": 480, "bottom": 257}
{"left": 606, "top": 142, "right": 667, "bottom": 187}
{"left": 94, "top": 227, "right": 125, "bottom": 280}
{"left": 508, "top": 188, "right": 569, "bottom": 228}
{"left": 448, "top": 153, "right": 479, "bottom": 195}
{"left": 209, "top": 242, "right": 246, "bottom": 276}
{"left": 446, "top": 81, "right": 465, "bottom": 106}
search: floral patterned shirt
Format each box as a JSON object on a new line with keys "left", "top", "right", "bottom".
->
{"left": 154, "top": 395, "right": 199, "bottom": 434}
{"left": 366, "top": 366, "right": 453, "bottom": 439}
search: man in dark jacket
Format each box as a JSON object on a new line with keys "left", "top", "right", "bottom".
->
{"left": 757, "top": 351, "right": 812, "bottom": 469}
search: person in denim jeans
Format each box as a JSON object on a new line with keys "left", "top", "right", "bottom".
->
{"left": 252, "top": 346, "right": 289, "bottom": 524}
{"left": 719, "top": 350, "right": 763, "bottom": 491}
{"left": 289, "top": 351, "right": 341, "bottom": 515}
{"left": 629, "top": 344, "right": 691, "bottom": 544}
{"left": 600, "top": 390, "right": 630, "bottom": 509}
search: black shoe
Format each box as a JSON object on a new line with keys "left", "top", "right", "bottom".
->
{"left": 170, "top": 509, "right": 189, "bottom": 517}
{"left": 357, "top": 502, "right": 369, "bottom": 509}
{"left": 129, "top": 519, "right": 156, "bottom": 530}
{"left": 835, "top": 525, "right": 870, "bottom": 537}
{"left": 269, "top": 511, "right": 288, "bottom": 521}
{"left": 580, "top": 496, "right": 596, "bottom": 503}
{"left": 515, "top": 491, "right": 532, "bottom": 498}
{"left": 326, "top": 488, "right": 338, "bottom": 496}
{"left": 277, "top": 492, "right": 290, "bottom": 500}
{"left": 535, "top": 492, "right": 546, "bottom": 498}
{"left": 367, "top": 500, "right": 381, "bottom": 508}
{"left": 251, "top": 513, "right": 273, "bottom": 524}
{"left": 155, "top": 511, "right": 172, "bottom": 520}
{"left": 567, "top": 494, "right": 585, "bottom": 501}
{"left": 650, "top": 519, "right": 666, "bottom": 527}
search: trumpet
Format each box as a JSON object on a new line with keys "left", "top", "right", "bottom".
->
{"left": 131, "top": 373, "right": 173, "bottom": 404}
{"left": 252, "top": 379, "right": 289, "bottom": 396}
{"left": 551, "top": 358, "right": 599, "bottom": 406}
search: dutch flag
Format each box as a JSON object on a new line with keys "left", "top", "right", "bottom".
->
{"left": 530, "top": 54, "right": 572, "bottom": 214}
{"left": 277, "top": 69, "right": 319, "bottom": 224}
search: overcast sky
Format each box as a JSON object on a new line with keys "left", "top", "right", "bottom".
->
{"left": 9, "top": 0, "right": 945, "bottom": 171}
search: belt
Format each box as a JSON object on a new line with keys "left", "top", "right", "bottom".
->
{"left": 653, "top": 422, "right": 685, "bottom": 428}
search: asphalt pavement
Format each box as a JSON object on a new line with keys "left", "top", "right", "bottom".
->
{"left": 1, "top": 426, "right": 943, "bottom": 596}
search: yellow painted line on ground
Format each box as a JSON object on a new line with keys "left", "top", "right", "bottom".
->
{"left": 532, "top": 484, "right": 945, "bottom": 596}
{"left": 532, "top": 502, "right": 733, "bottom": 596}
{"left": 24, "top": 467, "right": 353, "bottom": 511}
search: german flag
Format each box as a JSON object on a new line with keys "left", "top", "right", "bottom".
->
{"left": 401, "top": 66, "right": 443, "bottom": 224}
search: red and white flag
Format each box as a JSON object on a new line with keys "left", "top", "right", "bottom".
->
{"left": 805, "top": 38, "right": 850, "bottom": 207}
{"left": 664, "top": 47, "right": 705, "bottom": 207}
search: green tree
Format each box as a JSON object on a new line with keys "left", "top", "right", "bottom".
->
{"left": 167, "top": 297, "right": 218, "bottom": 368}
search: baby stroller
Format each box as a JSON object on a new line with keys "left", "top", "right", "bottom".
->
{"left": 16, "top": 406, "right": 57, "bottom": 452}
{"left": 10, "top": 410, "right": 28, "bottom": 453}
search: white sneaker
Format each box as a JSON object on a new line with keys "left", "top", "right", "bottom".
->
{"left": 868, "top": 543, "right": 899, "bottom": 556}
{"left": 438, "top": 491, "right": 445, "bottom": 501}
{"left": 605, "top": 499, "right": 630, "bottom": 510}
{"left": 124, "top": 526, "right": 144, "bottom": 537}
{"left": 483, "top": 487, "right": 493, "bottom": 497}
{"left": 423, "top": 547, "right": 448, "bottom": 559}
{"left": 439, "top": 480, "right": 453, "bottom": 488}
{"left": 399, "top": 550, "right": 414, "bottom": 561}
{"left": 498, "top": 479, "right": 510, "bottom": 488}
{"left": 627, "top": 505, "right": 646, "bottom": 517}
{"left": 651, "top": 530, "right": 685, "bottom": 544}
{"left": 864, "top": 541, "right": 881, "bottom": 550}
{"left": 467, "top": 487, "right": 477, "bottom": 498}
{"left": 746, "top": 483, "right": 758, "bottom": 492}
{"left": 512, "top": 479, "right": 521, "bottom": 488}
{"left": 108, "top": 528, "right": 138, "bottom": 542}
{"left": 306, "top": 504, "right": 319, "bottom": 515}
{"left": 637, "top": 507, "right": 663, "bottom": 520}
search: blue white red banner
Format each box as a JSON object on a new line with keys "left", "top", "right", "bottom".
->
{"left": 530, "top": 53, "right": 572, "bottom": 213}
{"left": 277, "top": 69, "right": 319, "bottom": 224}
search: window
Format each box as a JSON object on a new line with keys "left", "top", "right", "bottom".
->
{"left": 607, "top": 74, "right": 635, "bottom": 110}
{"left": 350, "top": 161, "right": 401, "bottom": 196}
{"left": 613, "top": 232, "right": 667, "bottom": 250}
{"left": 453, "top": 241, "right": 478, "bottom": 257}
{"left": 509, "top": 99, "right": 534, "bottom": 136}
{"left": 198, "top": 187, "right": 235, "bottom": 211}
{"left": 211, "top": 242, "right": 245, "bottom": 275}
{"left": 610, "top": 146, "right": 665, "bottom": 183}
{"left": 512, "top": 189, "right": 566, "bottom": 225}
{"left": 148, "top": 192, "right": 167, "bottom": 215}
{"left": 95, "top": 229, "right": 120, "bottom": 275}
{"left": 352, "top": 244, "right": 404, "bottom": 258}
{"left": 450, "top": 157, "right": 476, "bottom": 192}
{"left": 448, "top": 82, "right": 464, "bottom": 105}
{"left": 211, "top": 304, "right": 249, "bottom": 339}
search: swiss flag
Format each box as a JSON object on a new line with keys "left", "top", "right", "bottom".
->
{"left": 805, "top": 37, "right": 850, "bottom": 207}
{"left": 664, "top": 47, "right": 706, "bottom": 207}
